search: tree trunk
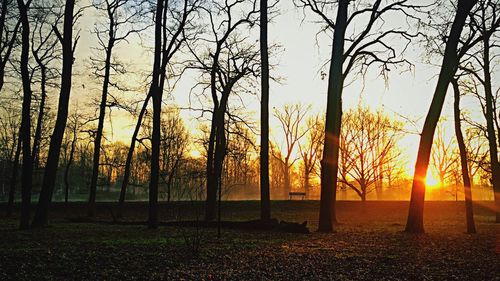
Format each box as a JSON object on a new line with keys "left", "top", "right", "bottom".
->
{"left": 452, "top": 80, "right": 475, "bottom": 233}
{"left": 405, "top": 0, "right": 476, "bottom": 234}
{"left": 481, "top": 38, "right": 500, "bottom": 223}
{"left": 6, "top": 132, "right": 21, "bottom": 216}
{"left": 64, "top": 125, "right": 77, "bottom": 205}
{"left": 304, "top": 173, "right": 310, "bottom": 199}
{"left": 0, "top": 0, "right": 20, "bottom": 93}
{"left": 147, "top": 0, "right": 164, "bottom": 229}
{"left": 32, "top": 0, "right": 76, "bottom": 228}
{"left": 318, "top": 0, "right": 348, "bottom": 232}
{"left": 17, "top": 0, "right": 33, "bottom": 230}
{"left": 205, "top": 111, "right": 217, "bottom": 221}
{"left": 88, "top": 38, "right": 114, "bottom": 217}
{"left": 117, "top": 92, "right": 151, "bottom": 218}
{"left": 207, "top": 92, "right": 229, "bottom": 220}
{"left": 259, "top": 0, "right": 271, "bottom": 220}
{"left": 283, "top": 164, "right": 290, "bottom": 198}
{"left": 31, "top": 65, "right": 47, "bottom": 169}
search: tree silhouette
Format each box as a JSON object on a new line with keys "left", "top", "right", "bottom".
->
{"left": 273, "top": 103, "right": 309, "bottom": 198}
{"left": 0, "top": 0, "right": 20, "bottom": 92}
{"left": 186, "top": 0, "right": 260, "bottom": 221}
{"left": 339, "top": 106, "right": 403, "bottom": 202}
{"left": 452, "top": 79, "right": 476, "bottom": 233}
{"left": 298, "top": 0, "right": 422, "bottom": 232}
{"left": 32, "top": 0, "right": 81, "bottom": 228}
{"left": 259, "top": 0, "right": 270, "bottom": 220}
{"left": 298, "top": 114, "right": 323, "bottom": 199}
{"left": 87, "top": 0, "right": 148, "bottom": 217}
{"left": 16, "top": 0, "right": 33, "bottom": 230}
{"left": 406, "top": 0, "right": 478, "bottom": 234}
{"left": 147, "top": 0, "right": 198, "bottom": 228}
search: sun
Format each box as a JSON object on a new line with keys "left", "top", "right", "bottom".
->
{"left": 425, "top": 171, "right": 441, "bottom": 190}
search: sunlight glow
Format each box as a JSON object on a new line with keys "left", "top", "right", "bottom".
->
{"left": 425, "top": 171, "right": 441, "bottom": 190}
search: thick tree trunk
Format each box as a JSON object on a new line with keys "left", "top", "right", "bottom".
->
{"left": 318, "top": 0, "right": 348, "bottom": 232}
{"left": 17, "top": 0, "right": 33, "bottom": 230}
{"left": 32, "top": 0, "right": 76, "bottom": 228}
{"left": 405, "top": 0, "right": 476, "bottom": 234}
{"left": 207, "top": 92, "right": 229, "bottom": 220}
{"left": 360, "top": 191, "right": 366, "bottom": 202}
{"left": 259, "top": 0, "right": 271, "bottom": 220}
{"left": 88, "top": 39, "right": 114, "bottom": 217}
{"left": 147, "top": 0, "right": 164, "bottom": 229}
{"left": 117, "top": 92, "right": 151, "bottom": 218}
{"left": 481, "top": 40, "right": 500, "bottom": 223}
{"left": 205, "top": 112, "right": 217, "bottom": 221}
{"left": 452, "top": 80, "right": 475, "bottom": 233}
{"left": 6, "top": 133, "right": 21, "bottom": 216}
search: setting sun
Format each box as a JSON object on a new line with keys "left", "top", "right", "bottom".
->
{"left": 425, "top": 172, "right": 441, "bottom": 190}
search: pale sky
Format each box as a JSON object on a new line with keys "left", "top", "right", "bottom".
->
{"left": 66, "top": 0, "right": 496, "bottom": 178}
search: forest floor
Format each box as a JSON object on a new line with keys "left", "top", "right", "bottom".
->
{"left": 0, "top": 201, "right": 499, "bottom": 280}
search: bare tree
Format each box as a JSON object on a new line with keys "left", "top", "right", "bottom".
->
{"left": 32, "top": 0, "right": 81, "bottom": 228}
{"left": 299, "top": 114, "right": 323, "bottom": 199}
{"left": 0, "top": 0, "right": 20, "bottom": 92}
{"left": 0, "top": 103, "right": 21, "bottom": 216}
{"left": 87, "top": 0, "right": 148, "bottom": 217}
{"left": 61, "top": 107, "right": 90, "bottom": 204}
{"left": 452, "top": 79, "right": 476, "bottom": 233}
{"left": 272, "top": 103, "right": 309, "bottom": 198}
{"left": 259, "top": 0, "right": 270, "bottom": 220}
{"left": 297, "top": 0, "right": 423, "bottom": 232}
{"left": 456, "top": 0, "right": 500, "bottom": 222}
{"left": 187, "top": 0, "right": 260, "bottom": 221}
{"left": 160, "top": 108, "right": 188, "bottom": 202}
{"left": 224, "top": 122, "right": 256, "bottom": 193}
{"left": 30, "top": 2, "right": 61, "bottom": 170}
{"left": 146, "top": 0, "right": 199, "bottom": 228}
{"left": 429, "top": 124, "right": 458, "bottom": 190}
{"left": 16, "top": 0, "right": 33, "bottom": 229}
{"left": 406, "top": 0, "right": 478, "bottom": 233}
{"left": 339, "top": 106, "right": 403, "bottom": 202}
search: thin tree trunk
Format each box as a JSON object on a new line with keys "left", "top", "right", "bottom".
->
{"left": 32, "top": 0, "right": 76, "bottom": 228}
{"left": 166, "top": 157, "right": 180, "bottom": 203}
{"left": 6, "top": 132, "right": 21, "bottom": 216}
{"left": 481, "top": 39, "right": 500, "bottom": 223}
{"left": 405, "top": 0, "right": 476, "bottom": 234}
{"left": 259, "top": 0, "right": 271, "bottom": 220}
{"left": 0, "top": 0, "right": 20, "bottom": 93}
{"left": 31, "top": 65, "right": 47, "bottom": 169}
{"left": 17, "top": 0, "right": 33, "bottom": 230}
{"left": 452, "top": 80, "right": 475, "bottom": 233}
{"left": 88, "top": 38, "right": 114, "bottom": 217}
{"left": 304, "top": 173, "right": 310, "bottom": 199}
{"left": 117, "top": 92, "right": 151, "bottom": 218}
{"left": 283, "top": 164, "right": 290, "bottom": 198}
{"left": 318, "top": 0, "right": 348, "bottom": 232}
{"left": 64, "top": 125, "right": 77, "bottom": 205}
{"left": 148, "top": 0, "right": 164, "bottom": 229}
{"left": 205, "top": 116, "right": 217, "bottom": 220}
